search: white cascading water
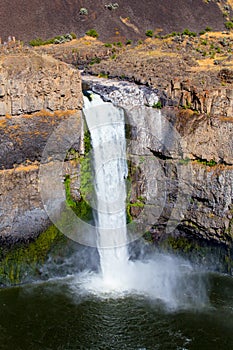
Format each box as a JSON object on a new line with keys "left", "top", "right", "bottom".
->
{"left": 83, "top": 93, "right": 129, "bottom": 287}
{"left": 81, "top": 92, "right": 208, "bottom": 309}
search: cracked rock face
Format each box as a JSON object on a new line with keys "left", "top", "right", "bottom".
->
{"left": 85, "top": 78, "right": 233, "bottom": 245}
{"left": 126, "top": 106, "right": 233, "bottom": 245}
{"left": 0, "top": 51, "right": 83, "bottom": 244}
{"left": 0, "top": 51, "right": 82, "bottom": 116}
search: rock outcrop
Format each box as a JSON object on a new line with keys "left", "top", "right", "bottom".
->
{"left": 83, "top": 32, "right": 233, "bottom": 118}
{"left": 82, "top": 75, "right": 160, "bottom": 107}
{"left": 0, "top": 50, "right": 83, "bottom": 244}
{"left": 0, "top": 50, "right": 82, "bottom": 116}
{"left": 170, "top": 78, "right": 233, "bottom": 118}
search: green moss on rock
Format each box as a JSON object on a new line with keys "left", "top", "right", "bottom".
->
{"left": 64, "top": 127, "right": 94, "bottom": 223}
{"left": 0, "top": 225, "right": 65, "bottom": 286}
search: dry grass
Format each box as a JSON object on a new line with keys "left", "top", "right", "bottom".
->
{"left": 0, "top": 119, "right": 7, "bottom": 128}
{"left": 8, "top": 125, "right": 20, "bottom": 130}
{"left": 219, "top": 116, "right": 233, "bottom": 122}
{"left": 193, "top": 59, "right": 220, "bottom": 72}
{"left": 22, "top": 109, "right": 77, "bottom": 119}
{"left": 120, "top": 16, "right": 140, "bottom": 34}
{"left": 204, "top": 31, "right": 233, "bottom": 39}
{"left": 145, "top": 50, "right": 177, "bottom": 58}
{"left": 216, "top": 1, "right": 233, "bottom": 16}
{"left": 1, "top": 162, "right": 39, "bottom": 175}
{"left": 227, "top": 0, "right": 233, "bottom": 8}
{"left": 192, "top": 160, "right": 233, "bottom": 172}
{"left": 190, "top": 57, "right": 230, "bottom": 72}
{"left": 14, "top": 163, "right": 39, "bottom": 173}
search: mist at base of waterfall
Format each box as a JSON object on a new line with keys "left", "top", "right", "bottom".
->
{"left": 71, "top": 251, "right": 208, "bottom": 310}
{"left": 80, "top": 94, "right": 208, "bottom": 310}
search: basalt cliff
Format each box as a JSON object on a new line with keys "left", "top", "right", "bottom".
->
{"left": 0, "top": 30, "right": 233, "bottom": 252}
{"left": 0, "top": 48, "right": 83, "bottom": 248}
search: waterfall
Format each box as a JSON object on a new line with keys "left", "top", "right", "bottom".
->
{"left": 83, "top": 93, "right": 129, "bottom": 286}
{"left": 80, "top": 92, "right": 207, "bottom": 308}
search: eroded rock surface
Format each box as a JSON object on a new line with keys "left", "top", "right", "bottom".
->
{"left": 0, "top": 51, "right": 83, "bottom": 243}
{"left": 86, "top": 79, "right": 233, "bottom": 246}
{"left": 0, "top": 51, "right": 82, "bottom": 116}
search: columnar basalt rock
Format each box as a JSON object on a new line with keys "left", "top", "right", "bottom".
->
{"left": 0, "top": 51, "right": 82, "bottom": 116}
{"left": 0, "top": 50, "right": 83, "bottom": 244}
{"left": 170, "top": 79, "right": 233, "bottom": 117}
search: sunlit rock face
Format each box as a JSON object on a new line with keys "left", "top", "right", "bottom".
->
{"left": 0, "top": 51, "right": 83, "bottom": 243}
{"left": 84, "top": 78, "right": 233, "bottom": 246}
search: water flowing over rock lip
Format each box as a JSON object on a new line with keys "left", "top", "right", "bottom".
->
{"left": 82, "top": 75, "right": 160, "bottom": 108}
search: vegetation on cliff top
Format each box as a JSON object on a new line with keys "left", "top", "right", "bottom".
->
{"left": 29, "top": 33, "right": 76, "bottom": 46}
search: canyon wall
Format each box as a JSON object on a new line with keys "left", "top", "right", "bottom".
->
{"left": 0, "top": 49, "right": 232, "bottom": 248}
{"left": 83, "top": 77, "right": 233, "bottom": 246}
{"left": 0, "top": 50, "right": 83, "bottom": 245}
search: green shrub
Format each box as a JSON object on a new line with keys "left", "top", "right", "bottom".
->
{"left": 196, "top": 158, "right": 217, "bottom": 166}
{"left": 225, "top": 21, "right": 233, "bottom": 30}
{"left": 205, "top": 26, "right": 212, "bottom": 32}
{"left": 70, "top": 32, "right": 77, "bottom": 39}
{"left": 126, "top": 39, "right": 132, "bottom": 45}
{"left": 201, "top": 39, "right": 208, "bottom": 45}
{"left": 182, "top": 28, "right": 197, "bottom": 37}
{"left": 152, "top": 100, "right": 162, "bottom": 109}
{"left": 116, "top": 41, "right": 122, "bottom": 47}
{"left": 199, "top": 29, "right": 206, "bottom": 35}
{"left": 98, "top": 72, "right": 109, "bottom": 78}
{"left": 90, "top": 57, "right": 101, "bottom": 65}
{"left": 104, "top": 43, "right": 112, "bottom": 47}
{"left": 86, "top": 29, "right": 99, "bottom": 38}
{"left": 29, "top": 33, "right": 74, "bottom": 46}
{"left": 145, "top": 29, "right": 154, "bottom": 37}
{"left": 29, "top": 38, "right": 44, "bottom": 46}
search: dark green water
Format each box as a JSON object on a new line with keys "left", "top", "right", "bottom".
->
{"left": 0, "top": 271, "right": 233, "bottom": 350}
